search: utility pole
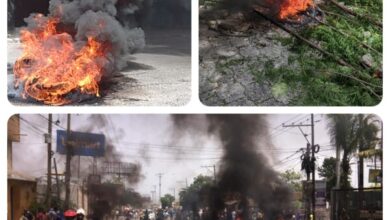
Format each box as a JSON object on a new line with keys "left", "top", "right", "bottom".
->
{"left": 81, "top": 180, "right": 85, "bottom": 209}
{"left": 151, "top": 190, "right": 155, "bottom": 203}
{"left": 283, "top": 114, "right": 317, "bottom": 220}
{"left": 305, "top": 143, "right": 311, "bottom": 218}
{"left": 380, "top": 120, "right": 383, "bottom": 188}
{"left": 311, "top": 114, "right": 316, "bottom": 220}
{"left": 77, "top": 154, "right": 81, "bottom": 207}
{"left": 170, "top": 187, "right": 176, "bottom": 200}
{"left": 156, "top": 173, "right": 164, "bottom": 202}
{"left": 46, "top": 114, "right": 52, "bottom": 208}
{"left": 64, "top": 114, "right": 72, "bottom": 210}
{"left": 53, "top": 157, "right": 60, "bottom": 200}
{"left": 153, "top": 185, "right": 157, "bottom": 203}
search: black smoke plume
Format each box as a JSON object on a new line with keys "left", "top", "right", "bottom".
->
{"left": 73, "top": 115, "right": 143, "bottom": 185}
{"left": 171, "top": 115, "right": 292, "bottom": 219}
{"left": 72, "top": 115, "right": 145, "bottom": 219}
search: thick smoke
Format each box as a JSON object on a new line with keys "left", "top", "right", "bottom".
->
{"left": 72, "top": 115, "right": 143, "bottom": 185}
{"left": 24, "top": 0, "right": 145, "bottom": 71}
{"left": 171, "top": 115, "right": 292, "bottom": 219}
{"left": 70, "top": 115, "right": 145, "bottom": 219}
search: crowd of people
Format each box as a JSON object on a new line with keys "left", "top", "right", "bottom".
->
{"left": 20, "top": 208, "right": 86, "bottom": 220}
{"left": 19, "top": 206, "right": 303, "bottom": 220}
{"left": 116, "top": 207, "right": 176, "bottom": 220}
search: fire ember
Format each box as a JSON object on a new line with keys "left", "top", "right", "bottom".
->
{"left": 277, "top": 0, "right": 314, "bottom": 20}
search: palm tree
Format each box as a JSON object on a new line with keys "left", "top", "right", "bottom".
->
{"left": 327, "top": 114, "right": 354, "bottom": 189}
{"left": 327, "top": 114, "right": 380, "bottom": 189}
{"left": 354, "top": 114, "right": 380, "bottom": 189}
{"left": 327, "top": 114, "right": 380, "bottom": 220}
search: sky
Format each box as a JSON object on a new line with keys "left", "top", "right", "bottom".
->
{"left": 9, "top": 114, "right": 381, "bottom": 201}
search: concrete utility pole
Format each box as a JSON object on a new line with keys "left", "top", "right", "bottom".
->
{"left": 283, "top": 114, "right": 317, "bottom": 220}
{"left": 311, "top": 114, "right": 316, "bottom": 220}
{"left": 64, "top": 114, "right": 72, "bottom": 210}
{"left": 46, "top": 114, "right": 52, "bottom": 207}
{"left": 53, "top": 157, "right": 61, "bottom": 200}
{"left": 156, "top": 173, "right": 164, "bottom": 202}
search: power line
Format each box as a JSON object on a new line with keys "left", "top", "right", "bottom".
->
{"left": 270, "top": 115, "right": 311, "bottom": 138}
{"left": 38, "top": 114, "right": 67, "bottom": 130}
{"left": 19, "top": 116, "right": 46, "bottom": 136}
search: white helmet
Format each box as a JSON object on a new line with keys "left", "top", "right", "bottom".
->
{"left": 76, "top": 208, "right": 85, "bottom": 216}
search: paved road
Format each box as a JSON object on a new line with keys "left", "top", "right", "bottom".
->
{"left": 7, "top": 29, "right": 191, "bottom": 106}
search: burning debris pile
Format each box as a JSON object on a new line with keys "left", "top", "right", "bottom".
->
{"left": 13, "top": 0, "right": 145, "bottom": 105}
{"left": 171, "top": 115, "right": 292, "bottom": 219}
{"left": 213, "top": 0, "right": 315, "bottom": 21}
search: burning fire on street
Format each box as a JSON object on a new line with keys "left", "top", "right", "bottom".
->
{"left": 14, "top": 16, "right": 108, "bottom": 105}
{"left": 12, "top": 0, "right": 146, "bottom": 105}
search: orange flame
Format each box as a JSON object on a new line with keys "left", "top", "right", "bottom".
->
{"left": 278, "top": 0, "right": 314, "bottom": 20}
{"left": 14, "top": 16, "right": 108, "bottom": 105}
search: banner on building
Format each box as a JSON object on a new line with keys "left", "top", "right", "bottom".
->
{"left": 56, "top": 130, "right": 105, "bottom": 157}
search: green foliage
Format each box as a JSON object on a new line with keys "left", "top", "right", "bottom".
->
{"left": 326, "top": 114, "right": 380, "bottom": 189}
{"left": 254, "top": 0, "right": 382, "bottom": 106}
{"left": 179, "top": 175, "right": 214, "bottom": 210}
{"left": 280, "top": 169, "right": 303, "bottom": 193}
{"left": 29, "top": 201, "right": 46, "bottom": 215}
{"left": 318, "top": 157, "right": 337, "bottom": 200}
{"left": 160, "top": 194, "right": 175, "bottom": 208}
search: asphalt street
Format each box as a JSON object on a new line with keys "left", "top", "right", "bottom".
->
{"left": 7, "top": 29, "right": 191, "bottom": 106}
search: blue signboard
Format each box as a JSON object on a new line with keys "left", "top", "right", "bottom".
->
{"left": 56, "top": 130, "right": 105, "bottom": 157}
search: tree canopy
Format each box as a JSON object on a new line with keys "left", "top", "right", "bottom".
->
{"left": 160, "top": 194, "right": 175, "bottom": 208}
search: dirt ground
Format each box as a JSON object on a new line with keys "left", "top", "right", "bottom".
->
{"left": 7, "top": 29, "right": 191, "bottom": 106}
{"left": 199, "top": 7, "right": 305, "bottom": 106}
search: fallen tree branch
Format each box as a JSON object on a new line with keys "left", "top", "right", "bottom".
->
{"left": 307, "top": 13, "right": 382, "bottom": 56}
{"left": 331, "top": 71, "right": 382, "bottom": 99}
{"left": 253, "top": 5, "right": 382, "bottom": 100}
{"left": 329, "top": 0, "right": 382, "bottom": 29}
{"left": 253, "top": 5, "right": 353, "bottom": 68}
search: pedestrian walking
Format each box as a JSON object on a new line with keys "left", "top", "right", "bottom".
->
{"left": 36, "top": 207, "right": 47, "bottom": 220}
{"left": 21, "top": 210, "right": 34, "bottom": 220}
{"left": 76, "top": 208, "right": 86, "bottom": 220}
{"left": 47, "top": 208, "right": 57, "bottom": 220}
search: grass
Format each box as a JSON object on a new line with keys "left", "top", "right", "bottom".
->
{"left": 253, "top": 0, "right": 383, "bottom": 106}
